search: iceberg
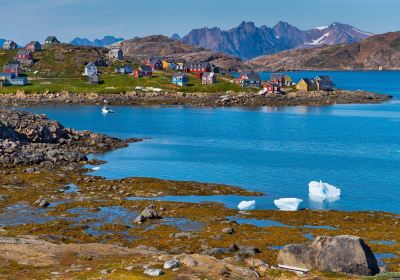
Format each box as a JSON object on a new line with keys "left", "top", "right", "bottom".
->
{"left": 309, "top": 181, "right": 341, "bottom": 202}
{"left": 237, "top": 200, "right": 256, "bottom": 210}
{"left": 92, "top": 166, "right": 101, "bottom": 171}
{"left": 274, "top": 198, "right": 303, "bottom": 211}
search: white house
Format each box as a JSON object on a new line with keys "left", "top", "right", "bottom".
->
{"left": 109, "top": 48, "right": 123, "bottom": 60}
{"left": 84, "top": 62, "right": 97, "bottom": 76}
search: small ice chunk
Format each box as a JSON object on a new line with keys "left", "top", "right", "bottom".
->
{"left": 92, "top": 166, "right": 101, "bottom": 171}
{"left": 274, "top": 198, "right": 303, "bottom": 211}
{"left": 309, "top": 181, "right": 341, "bottom": 202}
{"left": 237, "top": 200, "right": 256, "bottom": 210}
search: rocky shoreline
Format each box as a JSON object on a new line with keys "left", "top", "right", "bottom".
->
{"left": 0, "top": 89, "right": 392, "bottom": 107}
{"left": 0, "top": 110, "right": 399, "bottom": 279}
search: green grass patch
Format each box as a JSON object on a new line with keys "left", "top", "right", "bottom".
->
{"left": 0, "top": 71, "right": 254, "bottom": 94}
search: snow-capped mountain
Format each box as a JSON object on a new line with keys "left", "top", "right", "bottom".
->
{"left": 70, "top": 36, "right": 124, "bottom": 47}
{"left": 182, "top": 21, "right": 372, "bottom": 59}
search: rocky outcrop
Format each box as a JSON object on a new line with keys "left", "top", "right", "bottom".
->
{"left": 277, "top": 235, "right": 380, "bottom": 276}
{"left": 250, "top": 31, "right": 400, "bottom": 71}
{"left": 0, "top": 109, "right": 137, "bottom": 167}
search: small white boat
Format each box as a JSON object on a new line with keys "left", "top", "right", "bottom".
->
{"left": 101, "top": 106, "right": 114, "bottom": 114}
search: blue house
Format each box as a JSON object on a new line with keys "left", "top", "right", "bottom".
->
{"left": 0, "top": 72, "right": 28, "bottom": 86}
{"left": 115, "top": 65, "right": 132, "bottom": 74}
{"left": 172, "top": 72, "right": 189, "bottom": 86}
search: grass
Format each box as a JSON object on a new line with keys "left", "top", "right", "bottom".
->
{"left": 0, "top": 71, "right": 254, "bottom": 94}
{"left": 361, "top": 272, "right": 400, "bottom": 279}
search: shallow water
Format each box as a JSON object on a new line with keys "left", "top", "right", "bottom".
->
{"left": 24, "top": 71, "right": 400, "bottom": 213}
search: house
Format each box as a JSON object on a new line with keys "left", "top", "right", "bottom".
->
{"left": 175, "top": 59, "right": 185, "bottom": 70}
{"left": 9, "top": 77, "right": 28, "bottom": 86}
{"left": 296, "top": 78, "right": 318, "bottom": 91}
{"left": 3, "top": 63, "right": 21, "bottom": 76}
{"left": 144, "top": 55, "right": 162, "bottom": 65}
{"left": 0, "top": 78, "right": 10, "bottom": 88}
{"left": 16, "top": 50, "right": 33, "bottom": 65}
{"left": 172, "top": 72, "right": 189, "bottom": 86}
{"left": 315, "top": 75, "right": 335, "bottom": 91}
{"left": 25, "top": 41, "right": 42, "bottom": 51}
{"left": 109, "top": 48, "right": 123, "bottom": 60}
{"left": 84, "top": 62, "right": 97, "bottom": 76}
{"left": 270, "top": 74, "right": 292, "bottom": 86}
{"left": 237, "top": 71, "right": 261, "bottom": 88}
{"left": 162, "top": 60, "right": 170, "bottom": 69}
{"left": 45, "top": 36, "right": 60, "bottom": 45}
{"left": 115, "top": 65, "right": 132, "bottom": 74}
{"left": 88, "top": 73, "right": 99, "bottom": 84}
{"left": 263, "top": 82, "right": 281, "bottom": 93}
{"left": 133, "top": 65, "right": 152, "bottom": 78}
{"left": 184, "top": 62, "right": 211, "bottom": 78}
{"left": 201, "top": 72, "right": 217, "bottom": 85}
{"left": 0, "top": 72, "right": 28, "bottom": 86}
{"left": 2, "top": 40, "right": 17, "bottom": 50}
{"left": 149, "top": 57, "right": 163, "bottom": 70}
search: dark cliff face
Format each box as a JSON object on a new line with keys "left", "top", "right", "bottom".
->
{"left": 182, "top": 21, "right": 372, "bottom": 60}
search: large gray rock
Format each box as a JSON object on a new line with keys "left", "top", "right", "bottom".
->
{"left": 277, "top": 235, "right": 379, "bottom": 276}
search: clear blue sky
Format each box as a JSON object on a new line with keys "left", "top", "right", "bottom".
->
{"left": 1, "top": 0, "right": 399, "bottom": 44}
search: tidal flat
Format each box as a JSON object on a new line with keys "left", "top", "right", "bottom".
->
{"left": 0, "top": 163, "right": 399, "bottom": 279}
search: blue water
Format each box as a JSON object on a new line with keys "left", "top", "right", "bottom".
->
{"left": 24, "top": 71, "right": 400, "bottom": 213}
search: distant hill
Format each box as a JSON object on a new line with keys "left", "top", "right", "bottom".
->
{"left": 171, "top": 33, "right": 181, "bottom": 40}
{"left": 70, "top": 36, "right": 124, "bottom": 47}
{"left": 182, "top": 21, "right": 372, "bottom": 60}
{"left": 113, "top": 35, "right": 248, "bottom": 71}
{"left": 249, "top": 31, "right": 400, "bottom": 71}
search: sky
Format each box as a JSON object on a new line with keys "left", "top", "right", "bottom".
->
{"left": 1, "top": 0, "right": 399, "bottom": 44}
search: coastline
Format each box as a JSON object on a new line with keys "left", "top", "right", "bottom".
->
{"left": 0, "top": 89, "right": 392, "bottom": 107}
{"left": 1, "top": 109, "right": 399, "bottom": 279}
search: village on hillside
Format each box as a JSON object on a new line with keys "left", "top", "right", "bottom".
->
{"left": 0, "top": 37, "right": 335, "bottom": 94}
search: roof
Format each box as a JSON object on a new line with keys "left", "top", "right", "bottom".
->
{"left": 17, "top": 49, "right": 32, "bottom": 55}
{"left": 316, "top": 75, "right": 334, "bottom": 85}
{"left": 270, "top": 73, "right": 285, "bottom": 80}
{"left": 149, "top": 57, "right": 162, "bottom": 65}
{"left": 85, "top": 62, "right": 96, "bottom": 68}
{"left": 138, "top": 65, "right": 152, "bottom": 72}
{"left": 0, "top": 72, "right": 15, "bottom": 79}
{"left": 46, "top": 36, "right": 58, "bottom": 41}
{"left": 301, "top": 78, "right": 317, "bottom": 87}
{"left": 3, "top": 64, "right": 20, "bottom": 70}
{"left": 27, "top": 41, "right": 40, "bottom": 45}
{"left": 202, "top": 72, "right": 215, "bottom": 79}
{"left": 241, "top": 71, "right": 261, "bottom": 81}
{"left": 3, "top": 40, "right": 15, "bottom": 45}
{"left": 185, "top": 62, "right": 210, "bottom": 68}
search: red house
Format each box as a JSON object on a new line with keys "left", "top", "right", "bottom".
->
{"left": 133, "top": 65, "right": 153, "bottom": 78}
{"left": 25, "top": 41, "right": 42, "bottom": 51}
{"left": 263, "top": 82, "right": 281, "bottom": 93}
{"left": 3, "top": 63, "right": 21, "bottom": 76}
{"left": 16, "top": 50, "right": 33, "bottom": 62}
{"left": 184, "top": 62, "right": 211, "bottom": 78}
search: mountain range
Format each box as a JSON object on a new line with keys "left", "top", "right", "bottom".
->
{"left": 249, "top": 31, "right": 400, "bottom": 71}
{"left": 70, "top": 36, "right": 124, "bottom": 47}
{"left": 181, "top": 21, "right": 373, "bottom": 60}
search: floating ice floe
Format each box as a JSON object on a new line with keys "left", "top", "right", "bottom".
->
{"left": 237, "top": 200, "right": 256, "bottom": 211}
{"left": 274, "top": 198, "right": 303, "bottom": 211}
{"left": 92, "top": 166, "right": 101, "bottom": 171}
{"left": 308, "top": 181, "right": 341, "bottom": 202}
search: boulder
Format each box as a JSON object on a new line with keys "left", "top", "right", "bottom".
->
{"left": 144, "top": 268, "right": 164, "bottom": 276}
{"left": 133, "top": 206, "right": 162, "bottom": 223}
{"left": 222, "top": 227, "right": 235, "bottom": 234}
{"left": 163, "top": 259, "right": 180, "bottom": 269}
{"left": 277, "top": 235, "right": 379, "bottom": 276}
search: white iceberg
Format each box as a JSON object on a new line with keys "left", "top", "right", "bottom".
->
{"left": 274, "top": 198, "right": 303, "bottom": 211}
{"left": 237, "top": 200, "right": 256, "bottom": 210}
{"left": 92, "top": 166, "right": 101, "bottom": 171}
{"left": 309, "top": 181, "right": 341, "bottom": 202}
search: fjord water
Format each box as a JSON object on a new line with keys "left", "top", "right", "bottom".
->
{"left": 26, "top": 71, "right": 400, "bottom": 212}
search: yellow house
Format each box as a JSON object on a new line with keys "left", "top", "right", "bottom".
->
{"left": 162, "top": 60, "right": 170, "bottom": 69}
{"left": 296, "top": 78, "right": 318, "bottom": 91}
